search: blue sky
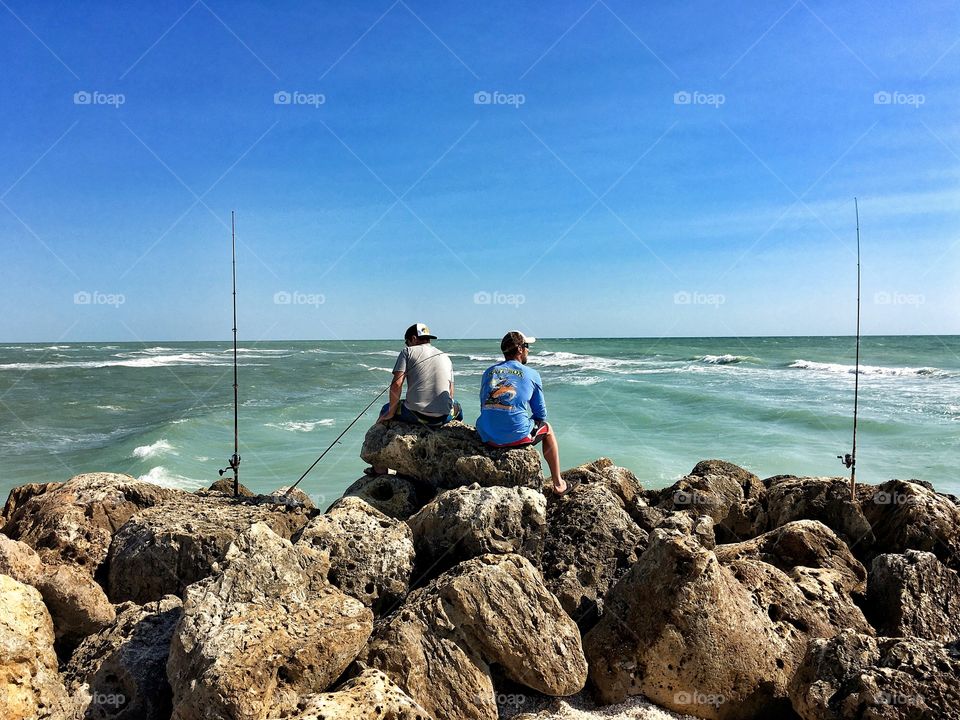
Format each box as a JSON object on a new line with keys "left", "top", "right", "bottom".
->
{"left": 1, "top": 0, "right": 957, "bottom": 342}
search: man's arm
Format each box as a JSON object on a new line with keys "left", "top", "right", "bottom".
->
{"left": 529, "top": 379, "right": 548, "bottom": 421}
{"left": 378, "top": 371, "right": 405, "bottom": 422}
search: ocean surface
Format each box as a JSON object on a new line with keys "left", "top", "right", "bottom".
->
{"left": 0, "top": 337, "right": 957, "bottom": 506}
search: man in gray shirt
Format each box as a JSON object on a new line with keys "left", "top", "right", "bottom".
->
{"left": 377, "top": 323, "right": 463, "bottom": 426}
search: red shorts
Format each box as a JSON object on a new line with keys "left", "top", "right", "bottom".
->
{"left": 486, "top": 420, "right": 550, "bottom": 448}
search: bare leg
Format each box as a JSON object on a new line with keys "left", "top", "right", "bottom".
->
{"left": 541, "top": 426, "right": 566, "bottom": 494}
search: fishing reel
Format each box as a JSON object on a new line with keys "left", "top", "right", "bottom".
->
{"left": 219, "top": 453, "right": 241, "bottom": 477}
{"left": 837, "top": 453, "right": 854, "bottom": 470}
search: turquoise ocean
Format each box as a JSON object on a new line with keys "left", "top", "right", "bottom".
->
{"left": 1, "top": 337, "right": 957, "bottom": 505}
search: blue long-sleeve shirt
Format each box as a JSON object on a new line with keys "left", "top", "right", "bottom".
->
{"left": 475, "top": 360, "right": 547, "bottom": 445}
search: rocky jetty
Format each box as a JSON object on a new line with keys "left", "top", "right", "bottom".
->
{"left": 2, "top": 424, "right": 959, "bottom": 720}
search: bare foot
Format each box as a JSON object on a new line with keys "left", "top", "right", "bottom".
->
{"left": 551, "top": 476, "right": 568, "bottom": 495}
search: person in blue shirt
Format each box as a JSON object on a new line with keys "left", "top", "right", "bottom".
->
{"left": 476, "top": 331, "right": 567, "bottom": 494}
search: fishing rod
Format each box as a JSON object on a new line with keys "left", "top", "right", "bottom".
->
{"left": 218, "top": 210, "right": 241, "bottom": 496}
{"left": 284, "top": 346, "right": 457, "bottom": 496}
{"left": 838, "top": 198, "right": 861, "bottom": 501}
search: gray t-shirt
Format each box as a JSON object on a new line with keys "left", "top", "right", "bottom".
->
{"left": 394, "top": 344, "right": 454, "bottom": 416}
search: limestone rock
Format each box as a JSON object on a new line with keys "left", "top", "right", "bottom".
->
{"left": 360, "top": 421, "right": 543, "bottom": 490}
{"left": 541, "top": 483, "right": 644, "bottom": 627}
{"left": 64, "top": 595, "right": 183, "bottom": 720}
{"left": 293, "top": 496, "right": 415, "bottom": 614}
{"left": 584, "top": 530, "right": 846, "bottom": 719}
{"left": 656, "top": 460, "right": 763, "bottom": 540}
{"left": 0, "top": 574, "right": 69, "bottom": 720}
{"left": 2, "top": 473, "right": 183, "bottom": 574}
{"left": 763, "top": 476, "right": 874, "bottom": 551}
{"left": 277, "top": 667, "right": 434, "bottom": 720}
{"left": 559, "top": 458, "right": 644, "bottom": 516}
{"left": 337, "top": 473, "right": 434, "bottom": 520}
{"left": 107, "top": 492, "right": 311, "bottom": 604}
{"left": 715, "top": 520, "right": 867, "bottom": 595}
{"left": 366, "top": 553, "right": 587, "bottom": 720}
{"left": 0, "top": 533, "right": 44, "bottom": 580}
{"left": 866, "top": 551, "right": 960, "bottom": 641}
{"left": 790, "top": 630, "right": 960, "bottom": 720}
{"left": 167, "top": 523, "right": 372, "bottom": 720}
{"left": 407, "top": 484, "right": 546, "bottom": 578}
{"left": 264, "top": 486, "right": 316, "bottom": 510}
{"left": 201, "top": 478, "right": 255, "bottom": 497}
{"left": 35, "top": 562, "right": 115, "bottom": 649}
{"left": 859, "top": 479, "right": 960, "bottom": 570}
{"left": 0, "top": 482, "right": 62, "bottom": 532}
{"left": 655, "top": 511, "right": 716, "bottom": 550}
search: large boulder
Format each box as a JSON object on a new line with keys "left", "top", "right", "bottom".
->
{"left": 859, "top": 479, "right": 960, "bottom": 570}
{"left": 714, "top": 520, "right": 867, "bottom": 595}
{"left": 406, "top": 484, "right": 546, "bottom": 578}
{"left": 541, "top": 483, "right": 645, "bottom": 627}
{"left": 2, "top": 473, "right": 183, "bottom": 574}
{"left": 277, "top": 667, "right": 434, "bottom": 720}
{"left": 763, "top": 476, "right": 874, "bottom": 551}
{"left": 293, "top": 496, "right": 415, "bottom": 615}
{"left": 656, "top": 460, "right": 764, "bottom": 542}
{"left": 336, "top": 473, "right": 434, "bottom": 520}
{"left": 167, "top": 523, "right": 372, "bottom": 720}
{"left": 789, "top": 630, "right": 960, "bottom": 719}
{"left": 559, "top": 458, "right": 645, "bottom": 516}
{"left": 64, "top": 595, "right": 183, "bottom": 720}
{"left": 0, "top": 574, "right": 70, "bottom": 719}
{"left": 866, "top": 550, "right": 960, "bottom": 641}
{"left": 365, "top": 553, "right": 587, "bottom": 720}
{"left": 107, "top": 492, "right": 312, "bottom": 604}
{"left": 584, "top": 529, "right": 869, "bottom": 719}
{"left": 361, "top": 421, "right": 543, "bottom": 490}
{"left": 0, "top": 535, "right": 115, "bottom": 650}
{"left": 0, "top": 482, "right": 62, "bottom": 532}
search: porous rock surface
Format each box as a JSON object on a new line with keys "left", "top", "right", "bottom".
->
{"left": 64, "top": 595, "right": 183, "bottom": 720}
{"left": 406, "top": 483, "right": 546, "bottom": 577}
{"left": 167, "top": 523, "right": 372, "bottom": 720}
{"left": 541, "top": 482, "right": 645, "bottom": 626}
{"left": 789, "top": 630, "right": 960, "bottom": 720}
{"left": 107, "top": 492, "right": 312, "bottom": 604}
{"left": 1, "top": 472, "right": 183, "bottom": 573}
{"left": 276, "top": 667, "right": 433, "bottom": 720}
{"left": 865, "top": 550, "right": 960, "bottom": 641}
{"left": 293, "top": 496, "right": 415, "bottom": 614}
{"left": 365, "top": 553, "right": 587, "bottom": 720}
{"left": 336, "top": 473, "right": 434, "bottom": 520}
{"left": 0, "top": 574, "right": 69, "bottom": 720}
{"left": 361, "top": 421, "right": 544, "bottom": 490}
